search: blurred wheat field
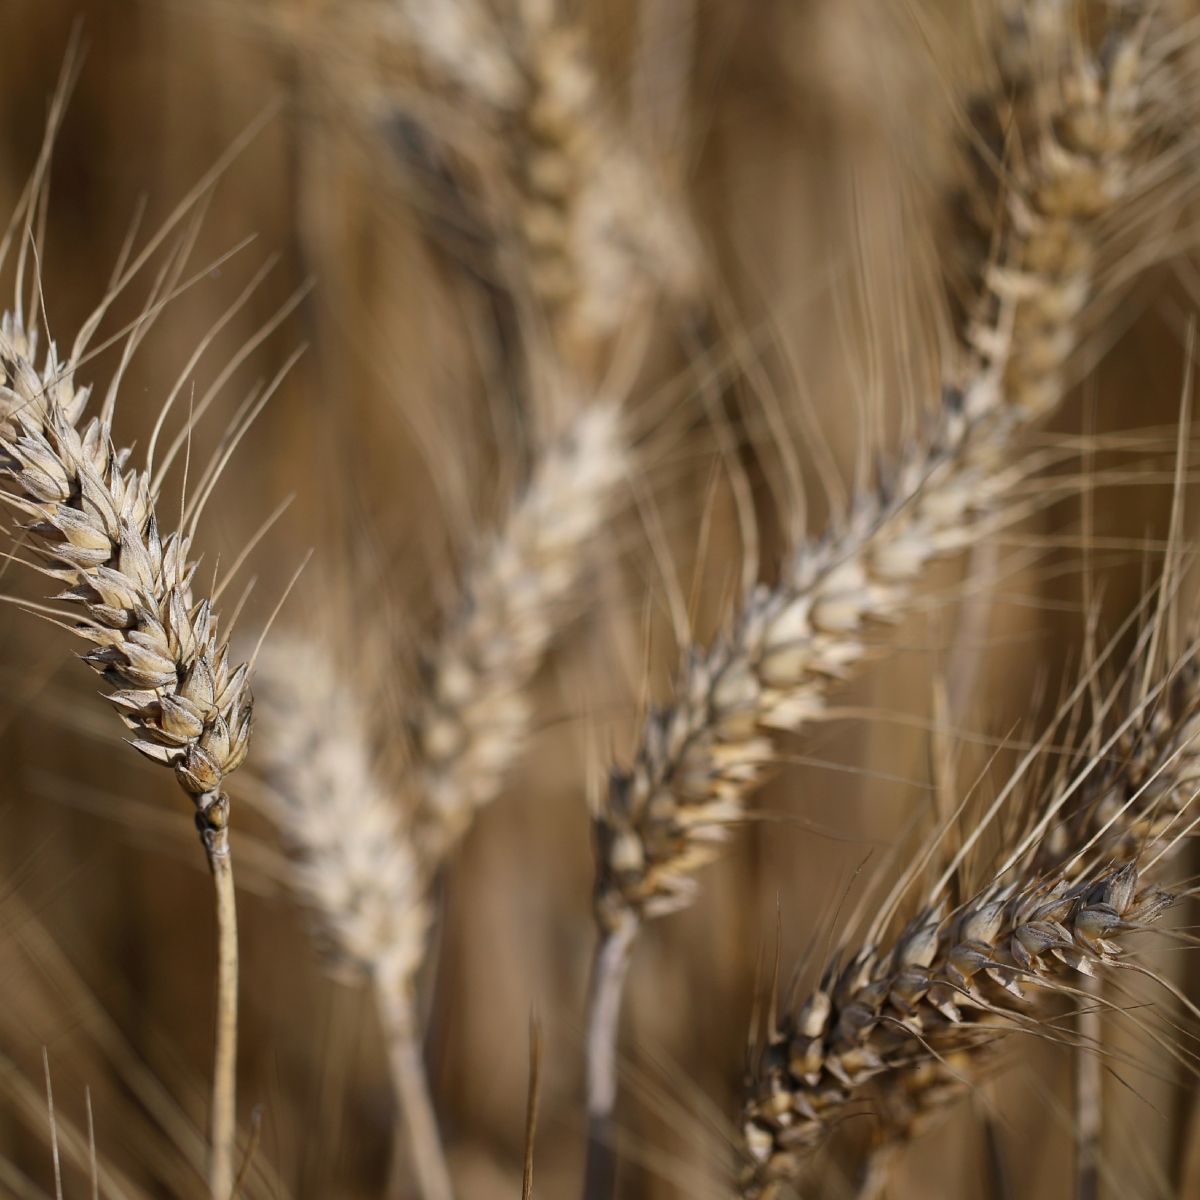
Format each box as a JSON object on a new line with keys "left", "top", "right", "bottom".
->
{"left": 0, "top": 3, "right": 1199, "bottom": 1200}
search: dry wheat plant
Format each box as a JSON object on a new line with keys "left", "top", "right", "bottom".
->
{"left": 7, "top": 1, "right": 1200, "bottom": 1200}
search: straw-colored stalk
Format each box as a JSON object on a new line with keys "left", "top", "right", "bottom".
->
{"left": 0, "top": 308, "right": 253, "bottom": 1200}
{"left": 583, "top": 0, "right": 1196, "bottom": 1183}
{"left": 254, "top": 637, "right": 443, "bottom": 1200}
{"left": 739, "top": 649, "right": 1200, "bottom": 1197}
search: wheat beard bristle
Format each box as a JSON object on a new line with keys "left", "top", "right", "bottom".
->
{"left": 0, "top": 311, "right": 252, "bottom": 846}
{"left": 591, "top": 0, "right": 1196, "bottom": 935}
{"left": 413, "top": 399, "right": 626, "bottom": 863}
{"left": 740, "top": 863, "right": 1174, "bottom": 1197}
{"left": 1041, "top": 662, "right": 1200, "bottom": 870}
{"left": 738, "top": 641, "right": 1200, "bottom": 1196}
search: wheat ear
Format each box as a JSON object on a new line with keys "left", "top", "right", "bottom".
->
{"left": 253, "top": 637, "right": 446, "bottom": 1200}
{"left": 0, "top": 306, "right": 254, "bottom": 1200}
{"left": 414, "top": 399, "right": 626, "bottom": 862}
{"left": 254, "top": 401, "right": 624, "bottom": 1200}
{"left": 583, "top": 0, "right": 1196, "bottom": 1184}
{"left": 739, "top": 642, "right": 1200, "bottom": 1198}
{"left": 391, "top": 0, "right": 699, "bottom": 369}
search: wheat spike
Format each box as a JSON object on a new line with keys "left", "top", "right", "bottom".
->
{"left": 592, "top": 0, "right": 1194, "bottom": 933}
{"left": 0, "top": 313, "right": 253, "bottom": 842}
{"left": 0, "top": 309, "right": 255, "bottom": 1200}
{"left": 392, "top": 0, "right": 700, "bottom": 364}
{"left": 0, "top": 287, "right": 264, "bottom": 1199}
{"left": 739, "top": 645, "right": 1200, "bottom": 1198}
{"left": 254, "top": 0, "right": 700, "bottom": 371}
{"left": 256, "top": 636, "right": 429, "bottom": 994}
{"left": 414, "top": 399, "right": 626, "bottom": 863}
{"left": 254, "top": 636, "right": 450, "bottom": 1200}
{"left": 581, "top": 5, "right": 1197, "bottom": 1189}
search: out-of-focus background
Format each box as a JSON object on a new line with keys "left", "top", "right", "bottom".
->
{"left": 0, "top": 2, "right": 1195, "bottom": 1198}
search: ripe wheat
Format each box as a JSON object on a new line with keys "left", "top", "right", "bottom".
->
{"left": 0, "top": 302, "right": 254, "bottom": 1199}
{"left": 739, "top": 639, "right": 1200, "bottom": 1197}
{"left": 593, "top": 0, "right": 1192, "bottom": 936}
{"left": 582, "top": 2, "right": 1199, "bottom": 1189}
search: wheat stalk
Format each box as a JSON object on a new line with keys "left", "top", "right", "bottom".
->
{"left": 582, "top": 0, "right": 1198, "bottom": 1186}
{"left": 0, "top": 95, "right": 284, "bottom": 1195}
{"left": 253, "top": 636, "right": 445, "bottom": 1200}
{"left": 739, "top": 637, "right": 1200, "bottom": 1198}
{"left": 0, "top": 302, "right": 255, "bottom": 1200}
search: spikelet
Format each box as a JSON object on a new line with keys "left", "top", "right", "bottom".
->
{"left": 0, "top": 313, "right": 252, "bottom": 849}
{"left": 738, "top": 654, "right": 1199, "bottom": 1197}
{"left": 592, "top": 0, "right": 1196, "bottom": 933}
{"left": 255, "top": 635, "right": 428, "bottom": 994}
{"left": 414, "top": 399, "right": 626, "bottom": 862}
{"left": 740, "top": 869, "right": 1175, "bottom": 1197}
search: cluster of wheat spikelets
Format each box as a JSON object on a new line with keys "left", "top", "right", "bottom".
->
{"left": 4, "top": 2, "right": 1200, "bottom": 1200}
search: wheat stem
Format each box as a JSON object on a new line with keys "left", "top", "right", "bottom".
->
{"left": 377, "top": 980, "right": 455, "bottom": 1200}
{"left": 209, "top": 836, "right": 239, "bottom": 1200}
{"left": 1074, "top": 975, "right": 1102, "bottom": 1200}
{"left": 582, "top": 910, "right": 638, "bottom": 1200}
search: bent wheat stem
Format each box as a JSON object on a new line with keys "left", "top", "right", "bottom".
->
{"left": 582, "top": 909, "right": 638, "bottom": 1200}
